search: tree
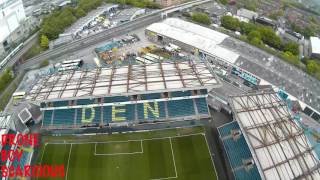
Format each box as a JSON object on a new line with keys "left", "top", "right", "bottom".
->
{"left": 75, "top": 8, "right": 86, "bottom": 18}
{"left": 219, "top": 0, "right": 228, "bottom": 5}
{"left": 221, "top": 16, "right": 240, "bottom": 31}
{"left": 240, "top": 22, "right": 256, "bottom": 35}
{"left": 281, "top": 51, "right": 300, "bottom": 66}
{"left": 282, "top": 41, "right": 299, "bottom": 56}
{"left": 247, "top": 30, "right": 261, "bottom": 41}
{"left": 191, "top": 12, "right": 212, "bottom": 25}
{"left": 258, "top": 27, "right": 281, "bottom": 49}
{"left": 40, "top": 35, "right": 49, "bottom": 49}
{"left": 306, "top": 60, "right": 320, "bottom": 75}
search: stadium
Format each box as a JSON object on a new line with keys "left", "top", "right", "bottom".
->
{"left": 1, "top": 17, "right": 320, "bottom": 180}
{"left": 5, "top": 59, "right": 219, "bottom": 179}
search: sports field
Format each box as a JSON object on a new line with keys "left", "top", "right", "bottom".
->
{"left": 37, "top": 127, "right": 217, "bottom": 180}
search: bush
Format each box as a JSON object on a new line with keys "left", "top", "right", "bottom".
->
{"left": 0, "top": 69, "right": 14, "bottom": 94}
{"left": 221, "top": 15, "right": 240, "bottom": 31}
{"left": 191, "top": 12, "right": 212, "bottom": 25}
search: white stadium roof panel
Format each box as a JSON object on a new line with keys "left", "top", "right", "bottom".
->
{"left": 146, "top": 18, "right": 239, "bottom": 64}
{"left": 230, "top": 91, "right": 320, "bottom": 180}
{"left": 27, "top": 61, "right": 220, "bottom": 101}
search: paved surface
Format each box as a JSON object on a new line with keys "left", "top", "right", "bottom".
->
{"left": 220, "top": 37, "right": 320, "bottom": 111}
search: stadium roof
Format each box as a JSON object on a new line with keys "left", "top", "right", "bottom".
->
{"left": 310, "top": 36, "right": 320, "bottom": 55}
{"left": 146, "top": 18, "right": 239, "bottom": 64}
{"left": 27, "top": 61, "right": 220, "bottom": 102}
{"left": 229, "top": 91, "right": 320, "bottom": 180}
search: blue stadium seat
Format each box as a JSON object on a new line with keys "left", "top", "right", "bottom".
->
{"left": 104, "top": 96, "right": 130, "bottom": 103}
{"left": 77, "top": 99, "right": 95, "bottom": 105}
{"left": 200, "top": 89, "right": 208, "bottom": 95}
{"left": 53, "top": 101, "right": 69, "bottom": 107}
{"left": 53, "top": 109, "right": 75, "bottom": 125}
{"left": 76, "top": 107, "right": 101, "bottom": 125}
{"left": 43, "top": 110, "right": 53, "bottom": 126}
{"left": 171, "top": 91, "right": 192, "bottom": 97}
{"left": 167, "top": 99, "right": 195, "bottom": 117}
{"left": 137, "top": 101, "right": 166, "bottom": 121}
{"left": 103, "top": 106, "right": 112, "bottom": 123}
{"left": 195, "top": 98, "right": 209, "bottom": 114}
{"left": 218, "top": 121, "right": 240, "bottom": 138}
{"left": 140, "top": 93, "right": 161, "bottom": 100}
{"left": 234, "top": 166, "right": 261, "bottom": 180}
{"left": 223, "top": 137, "right": 253, "bottom": 168}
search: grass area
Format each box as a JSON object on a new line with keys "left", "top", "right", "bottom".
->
{"left": 36, "top": 127, "right": 217, "bottom": 180}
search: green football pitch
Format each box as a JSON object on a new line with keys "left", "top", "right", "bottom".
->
{"left": 36, "top": 127, "right": 217, "bottom": 180}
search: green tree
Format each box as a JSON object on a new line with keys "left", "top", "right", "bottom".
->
{"left": 221, "top": 15, "right": 240, "bottom": 31}
{"left": 282, "top": 41, "right": 299, "bottom": 56}
{"left": 191, "top": 12, "right": 212, "bottom": 25}
{"left": 219, "top": 0, "right": 228, "bottom": 5}
{"left": 240, "top": 22, "right": 256, "bottom": 35}
{"left": 247, "top": 30, "right": 261, "bottom": 41}
{"left": 40, "top": 35, "right": 49, "bottom": 49}
{"left": 306, "top": 60, "right": 320, "bottom": 74}
{"left": 258, "top": 27, "right": 281, "bottom": 49}
{"left": 75, "top": 8, "right": 86, "bottom": 18}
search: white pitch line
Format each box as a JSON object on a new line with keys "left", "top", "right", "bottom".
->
{"left": 65, "top": 144, "right": 73, "bottom": 180}
{"left": 47, "top": 133, "right": 204, "bottom": 145}
{"left": 203, "top": 134, "right": 218, "bottom": 179}
{"left": 150, "top": 138, "right": 178, "bottom": 180}
{"left": 169, "top": 138, "right": 178, "bottom": 179}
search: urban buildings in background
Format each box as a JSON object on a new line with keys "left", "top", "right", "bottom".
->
{"left": 0, "top": 0, "right": 26, "bottom": 54}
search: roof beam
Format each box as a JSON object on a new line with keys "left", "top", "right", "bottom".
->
{"left": 159, "top": 62, "right": 167, "bottom": 89}
{"left": 127, "top": 65, "right": 132, "bottom": 93}
{"left": 174, "top": 62, "right": 186, "bottom": 88}
{"left": 189, "top": 60, "right": 204, "bottom": 86}
{"left": 108, "top": 66, "right": 116, "bottom": 94}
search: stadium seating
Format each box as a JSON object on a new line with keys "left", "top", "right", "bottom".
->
{"left": 200, "top": 89, "right": 208, "bottom": 95}
{"left": 76, "top": 107, "right": 101, "bottom": 125}
{"left": 140, "top": 93, "right": 161, "bottom": 100}
{"left": 77, "top": 99, "right": 95, "bottom": 105}
{"left": 218, "top": 121, "right": 240, "bottom": 138}
{"left": 168, "top": 99, "right": 195, "bottom": 117}
{"left": 104, "top": 96, "right": 130, "bottom": 103}
{"left": 103, "top": 106, "right": 112, "bottom": 123}
{"left": 171, "top": 91, "right": 192, "bottom": 97}
{"left": 234, "top": 166, "right": 261, "bottom": 180}
{"left": 43, "top": 110, "right": 53, "bottom": 126}
{"left": 137, "top": 101, "right": 166, "bottom": 121}
{"left": 53, "top": 101, "right": 69, "bottom": 107}
{"left": 195, "top": 98, "right": 209, "bottom": 114}
{"left": 218, "top": 121, "right": 261, "bottom": 180}
{"left": 53, "top": 109, "right": 75, "bottom": 125}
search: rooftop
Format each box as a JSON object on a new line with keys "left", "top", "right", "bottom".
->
{"left": 27, "top": 61, "right": 220, "bottom": 102}
{"left": 146, "top": 18, "right": 239, "bottom": 64}
{"left": 229, "top": 91, "right": 320, "bottom": 180}
{"left": 310, "top": 36, "right": 320, "bottom": 55}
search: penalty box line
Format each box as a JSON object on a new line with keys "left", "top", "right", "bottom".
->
{"left": 94, "top": 140, "right": 144, "bottom": 156}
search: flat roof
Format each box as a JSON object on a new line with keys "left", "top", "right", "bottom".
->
{"left": 310, "top": 36, "right": 320, "bottom": 55}
{"left": 229, "top": 91, "right": 320, "bottom": 180}
{"left": 146, "top": 18, "right": 239, "bottom": 64}
{"left": 27, "top": 61, "right": 220, "bottom": 102}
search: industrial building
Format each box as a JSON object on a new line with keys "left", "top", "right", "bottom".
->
{"left": 310, "top": 36, "right": 320, "bottom": 59}
{"left": 146, "top": 18, "right": 239, "bottom": 64}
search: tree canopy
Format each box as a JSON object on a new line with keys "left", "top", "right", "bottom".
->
{"left": 191, "top": 12, "right": 212, "bottom": 25}
{"left": 221, "top": 15, "right": 240, "bottom": 31}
